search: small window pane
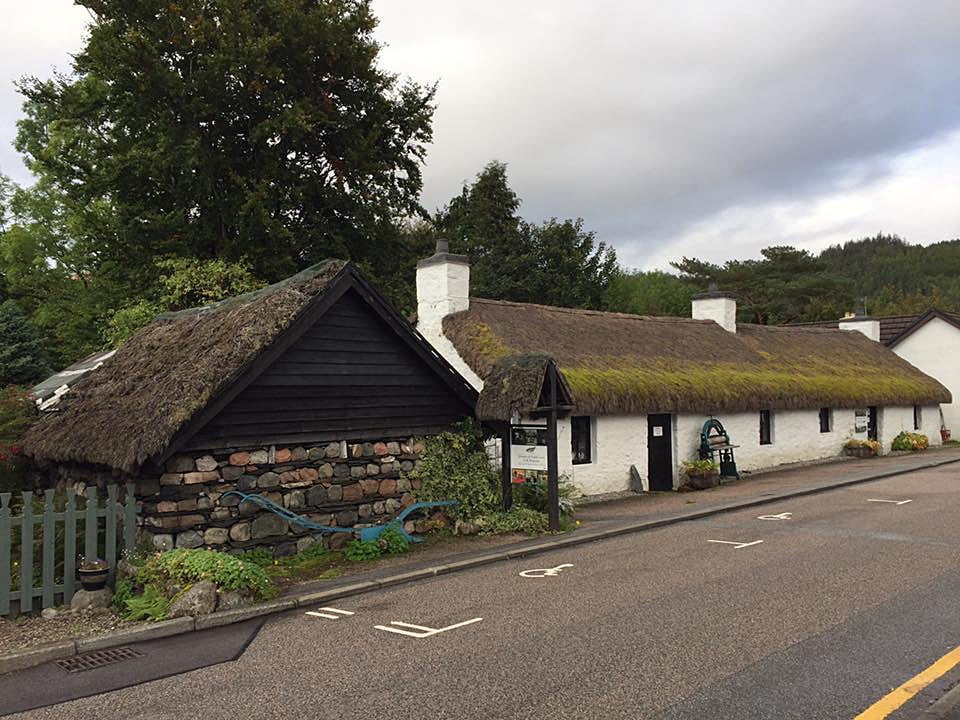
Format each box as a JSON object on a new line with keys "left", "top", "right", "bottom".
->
{"left": 819, "top": 408, "right": 831, "bottom": 433}
{"left": 571, "top": 416, "right": 592, "bottom": 464}
{"left": 759, "top": 410, "right": 772, "bottom": 445}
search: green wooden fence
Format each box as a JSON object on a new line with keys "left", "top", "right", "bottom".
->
{"left": 0, "top": 483, "right": 137, "bottom": 615}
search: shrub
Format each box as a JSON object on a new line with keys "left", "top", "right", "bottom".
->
{"left": 478, "top": 507, "right": 549, "bottom": 535}
{"left": 124, "top": 584, "right": 170, "bottom": 621}
{"left": 113, "top": 577, "right": 134, "bottom": 614}
{"left": 139, "top": 548, "right": 273, "bottom": 599}
{"left": 343, "top": 539, "right": 382, "bottom": 562}
{"left": 238, "top": 548, "right": 274, "bottom": 568}
{"left": 891, "top": 431, "right": 929, "bottom": 452}
{"left": 412, "top": 419, "right": 501, "bottom": 521}
{"left": 379, "top": 526, "right": 410, "bottom": 555}
{"left": 513, "top": 478, "right": 578, "bottom": 517}
{"left": 845, "top": 438, "right": 881, "bottom": 453}
{"left": 0, "top": 386, "right": 34, "bottom": 492}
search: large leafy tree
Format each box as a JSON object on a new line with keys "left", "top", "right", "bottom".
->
{"left": 15, "top": 0, "right": 436, "bottom": 289}
{"left": 437, "top": 162, "right": 616, "bottom": 308}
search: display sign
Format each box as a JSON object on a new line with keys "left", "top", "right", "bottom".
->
{"left": 653, "top": 426, "right": 664, "bottom": 437}
{"left": 510, "top": 425, "right": 548, "bottom": 481}
{"left": 854, "top": 409, "right": 868, "bottom": 433}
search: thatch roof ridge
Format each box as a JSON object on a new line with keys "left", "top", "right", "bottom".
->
{"left": 22, "top": 260, "right": 349, "bottom": 473}
{"left": 468, "top": 297, "right": 715, "bottom": 325}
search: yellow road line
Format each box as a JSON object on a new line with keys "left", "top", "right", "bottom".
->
{"left": 854, "top": 644, "right": 960, "bottom": 719}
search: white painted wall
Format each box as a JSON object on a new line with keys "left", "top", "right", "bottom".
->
{"left": 879, "top": 405, "right": 942, "bottom": 449}
{"left": 891, "top": 317, "right": 960, "bottom": 434}
{"left": 416, "top": 258, "right": 469, "bottom": 334}
{"left": 545, "top": 404, "right": 943, "bottom": 497}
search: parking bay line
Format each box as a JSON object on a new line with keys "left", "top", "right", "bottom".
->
{"left": 374, "top": 618, "right": 483, "bottom": 638}
{"left": 867, "top": 498, "right": 913, "bottom": 505}
{"left": 306, "top": 607, "right": 355, "bottom": 620}
{"left": 707, "top": 540, "right": 764, "bottom": 549}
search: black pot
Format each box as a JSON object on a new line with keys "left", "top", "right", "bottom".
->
{"left": 78, "top": 567, "right": 109, "bottom": 591}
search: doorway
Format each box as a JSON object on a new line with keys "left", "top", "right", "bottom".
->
{"left": 867, "top": 406, "right": 878, "bottom": 441}
{"left": 647, "top": 414, "right": 673, "bottom": 491}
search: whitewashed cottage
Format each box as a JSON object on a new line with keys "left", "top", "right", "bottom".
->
{"left": 416, "top": 243, "right": 950, "bottom": 496}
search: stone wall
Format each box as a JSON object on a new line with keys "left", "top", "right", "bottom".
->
{"left": 135, "top": 438, "right": 425, "bottom": 555}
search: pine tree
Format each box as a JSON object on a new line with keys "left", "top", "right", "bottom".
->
{"left": 0, "top": 300, "right": 50, "bottom": 386}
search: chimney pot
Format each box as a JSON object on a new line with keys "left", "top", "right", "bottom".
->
{"left": 436, "top": 238, "right": 449, "bottom": 254}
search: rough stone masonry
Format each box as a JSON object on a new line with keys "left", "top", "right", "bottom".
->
{"left": 132, "top": 438, "right": 425, "bottom": 555}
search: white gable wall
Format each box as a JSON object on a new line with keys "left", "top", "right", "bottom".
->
{"left": 890, "top": 317, "right": 960, "bottom": 434}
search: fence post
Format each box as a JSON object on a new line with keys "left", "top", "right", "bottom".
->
{"left": 41, "top": 490, "right": 55, "bottom": 609}
{"left": 63, "top": 489, "right": 76, "bottom": 602}
{"left": 124, "top": 483, "right": 137, "bottom": 554}
{"left": 105, "top": 485, "right": 118, "bottom": 580}
{"left": 20, "top": 491, "right": 34, "bottom": 613}
{"left": 0, "top": 494, "right": 10, "bottom": 615}
{"left": 84, "top": 487, "right": 98, "bottom": 563}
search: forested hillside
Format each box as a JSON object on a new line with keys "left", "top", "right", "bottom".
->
{"left": 610, "top": 235, "right": 960, "bottom": 325}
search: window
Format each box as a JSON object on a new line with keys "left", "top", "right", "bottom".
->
{"left": 818, "top": 407, "right": 831, "bottom": 433}
{"left": 759, "top": 410, "right": 772, "bottom": 445}
{"left": 571, "top": 416, "right": 592, "bottom": 464}
{"left": 913, "top": 405, "right": 922, "bottom": 431}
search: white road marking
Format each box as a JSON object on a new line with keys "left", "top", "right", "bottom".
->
{"left": 867, "top": 498, "right": 913, "bottom": 505}
{"left": 757, "top": 512, "right": 793, "bottom": 520}
{"left": 519, "top": 563, "right": 574, "bottom": 578}
{"left": 319, "top": 607, "right": 354, "bottom": 615}
{"left": 374, "top": 617, "right": 483, "bottom": 638}
{"left": 707, "top": 539, "right": 764, "bottom": 549}
{"left": 306, "top": 612, "right": 341, "bottom": 620}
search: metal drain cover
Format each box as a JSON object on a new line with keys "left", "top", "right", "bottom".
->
{"left": 56, "top": 647, "right": 145, "bottom": 673}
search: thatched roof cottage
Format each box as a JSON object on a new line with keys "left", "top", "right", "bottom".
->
{"left": 22, "top": 261, "right": 477, "bottom": 553}
{"left": 415, "top": 243, "right": 951, "bottom": 494}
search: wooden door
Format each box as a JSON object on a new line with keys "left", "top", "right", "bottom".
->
{"left": 647, "top": 414, "right": 673, "bottom": 491}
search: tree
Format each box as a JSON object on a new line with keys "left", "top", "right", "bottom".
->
{"left": 101, "top": 257, "right": 265, "bottom": 347}
{"left": 604, "top": 270, "right": 697, "bottom": 317}
{"left": 672, "top": 246, "right": 852, "bottom": 324}
{"left": 15, "top": 0, "right": 436, "bottom": 290}
{"left": 437, "top": 162, "right": 616, "bottom": 308}
{"left": 0, "top": 300, "right": 50, "bottom": 386}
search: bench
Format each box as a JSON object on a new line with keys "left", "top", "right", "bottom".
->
{"left": 698, "top": 418, "right": 740, "bottom": 480}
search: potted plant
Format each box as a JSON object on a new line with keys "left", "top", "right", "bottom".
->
{"left": 682, "top": 458, "right": 720, "bottom": 490}
{"left": 843, "top": 439, "right": 880, "bottom": 458}
{"left": 78, "top": 558, "right": 110, "bottom": 591}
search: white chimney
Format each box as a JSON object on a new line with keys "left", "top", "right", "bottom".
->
{"left": 416, "top": 239, "right": 470, "bottom": 332}
{"left": 838, "top": 313, "right": 881, "bottom": 342}
{"left": 692, "top": 282, "right": 737, "bottom": 333}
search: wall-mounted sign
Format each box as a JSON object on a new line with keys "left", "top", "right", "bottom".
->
{"left": 653, "top": 426, "right": 664, "bottom": 437}
{"left": 854, "top": 409, "right": 868, "bottom": 433}
{"left": 510, "top": 425, "right": 548, "bottom": 480}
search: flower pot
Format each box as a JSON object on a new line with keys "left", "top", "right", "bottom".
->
{"left": 687, "top": 471, "right": 720, "bottom": 490}
{"left": 78, "top": 566, "right": 109, "bottom": 591}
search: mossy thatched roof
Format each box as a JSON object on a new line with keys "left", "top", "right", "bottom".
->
{"left": 22, "top": 261, "right": 348, "bottom": 473}
{"left": 474, "top": 353, "right": 573, "bottom": 422}
{"left": 444, "top": 299, "right": 951, "bottom": 417}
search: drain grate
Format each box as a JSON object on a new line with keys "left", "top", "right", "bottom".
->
{"left": 56, "top": 647, "right": 145, "bottom": 673}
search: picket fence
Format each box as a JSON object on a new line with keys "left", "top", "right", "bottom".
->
{"left": 0, "top": 483, "right": 137, "bottom": 615}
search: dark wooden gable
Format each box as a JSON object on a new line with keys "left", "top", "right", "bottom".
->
{"left": 185, "top": 287, "right": 473, "bottom": 451}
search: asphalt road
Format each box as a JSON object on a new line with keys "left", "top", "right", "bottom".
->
{"left": 8, "top": 463, "right": 960, "bottom": 720}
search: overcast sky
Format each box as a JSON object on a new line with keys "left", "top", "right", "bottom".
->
{"left": 2, "top": 1, "right": 959, "bottom": 270}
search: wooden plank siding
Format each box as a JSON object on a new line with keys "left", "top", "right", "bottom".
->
{"left": 186, "top": 289, "right": 470, "bottom": 451}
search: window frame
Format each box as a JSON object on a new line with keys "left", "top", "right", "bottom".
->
{"left": 818, "top": 407, "right": 831, "bottom": 434}
{"left": 571, "top": 415, "right": 593, "bottom": 465}
{"left": 759, "top": 409, "right": 773, "bottom": 445}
